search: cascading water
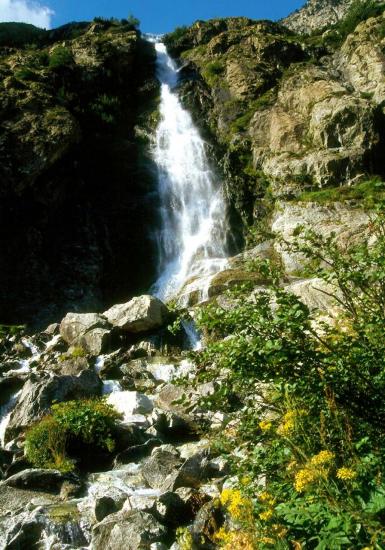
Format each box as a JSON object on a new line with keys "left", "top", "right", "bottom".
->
{"left": 150, "top": 41, "right": 230, "bottom": 303}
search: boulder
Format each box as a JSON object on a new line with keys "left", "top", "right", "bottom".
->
{"left": 141, "top": 448, "right": 182, "bottom": 490}
{"left": 103, "top": 295, "right": 169, "bottom": 333}
{"left": 107, "top": 391, "right": 154, "bottom": 423}
{"left": 152, "top": 491, "right": 192, "bottom": 526}
{"left": 3, "top": 469, "right": 76, "bottom": 493}
{"left": 91, "top": 510, "right": 167, "bottom": 550}
{"left": 5, "top": 370, "right": 102, "bottom": 441}
{"left": 60, "top": 313, "right": 111, "bottom": 355}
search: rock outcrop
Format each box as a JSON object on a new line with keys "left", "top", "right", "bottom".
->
{"left": 282, "top": 0, "right": 356, "bottom": 34}
{"left": 0, "top": 20, "right": 159, "bottom": 327}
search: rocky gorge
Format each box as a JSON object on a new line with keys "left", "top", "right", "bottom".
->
{"left": 2, "top": 0, "right": 385, "bottom": 548}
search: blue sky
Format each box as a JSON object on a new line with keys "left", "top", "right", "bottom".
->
{"left": 0, "top": 0, "right": 304, "bottom": 32}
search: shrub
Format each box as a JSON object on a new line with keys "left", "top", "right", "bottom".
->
{"left": 14, "top": 66, "right": 37, "bottom": 81}
{"left": 88, "top": 94, "right": 120, "bottom": 126}
{"left": 192, "top": 208, "right": 385, "bottom": 547}
{"left": 48, "top": 46, "right": 73, "bottom": 70}
{"left": 25, "top": 399, "right": 122, "bottom": 472}
{"left": 203, "top": 60, "right": 225, "bottom": 86}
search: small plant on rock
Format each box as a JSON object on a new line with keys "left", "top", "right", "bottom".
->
{"left": 25, "top": 399, "right": 122, "bottom": 472}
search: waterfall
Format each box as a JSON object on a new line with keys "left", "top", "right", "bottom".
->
{"left": 150, "top": 41, "right": 229, "bottom": 302}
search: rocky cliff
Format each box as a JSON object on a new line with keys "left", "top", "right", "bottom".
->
{"left": 282, "top": 0, "right": 357, "bottom": 33}
{"left": 164, "top": 6, "right": 385, "bottom": 244}
{"left": 0, "top": 19, "right": 159, "bottom": 327}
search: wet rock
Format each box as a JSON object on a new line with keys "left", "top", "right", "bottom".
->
{"left": 5, "top": 370, "right": 102, "bottom": 441}
{"left": 114, "top": 438, "right": 162, "bottom": 466}
{"left": 3, "top": 469, "right": 77, "bottom": 494}
{"left": 163, "top": 450, "right": 211, "bottom": 491}
{"left": 113, "top": 423, "right": 146, "bottom": 453}
{"left": 142, "top": 448, "right": 182, "bottom": 490}
{"left": 152, "top": 491, "right": 192, "bottom": 526}
{"left": 92, "top": 510, "right": 167, "bottom": 550}
{"left": 103, "top": 295, "right": 169, "bottom": 333}
{"left": 94, "top": 496, "right": 122, "bottom": 522}
{"left": 107, "top": 391, "right": 154, "bottom": 422}
{"left": 152, "top": 409, "right": 198, "bottom": 438}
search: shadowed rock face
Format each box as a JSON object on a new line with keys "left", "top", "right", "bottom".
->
{"left": 0, "top": 22, "right": 159, "bottom": 327}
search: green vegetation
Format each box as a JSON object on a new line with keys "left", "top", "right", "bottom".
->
{"left": 0, "top": 324, "right": 25, "bottom": 338}
{"left": 190, "top": 211, "right": 385, "bottom": 548}
{"left": 230, "top": 89, "right": 277, "bottom": 134}
{"left": 296, "top": 178, "right": 385, "bottom": 207}
{"left": 0, "top": 22, "right": 47, "bottom": 48}
{"left": 202, "top": 60, "right": 225, "bottom": 86}
{"left": 334, "top": 0, "right": 385, "bottom": 42}
{"left": 14, "top": 66, "right": 38, "bottom": 81}
{"left": 48, "top": 46, "right": 74, "bottom": 70}
{"left": 89, "top": 94, "right": 121, "bottom": 126}
{"left": 25, "top": 399, "right": 122, "bottom": 472}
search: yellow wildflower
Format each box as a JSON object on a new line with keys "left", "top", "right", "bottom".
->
{"left": 259, "top": 420, "right": 272, "bottom": 432}
{"left": 220, "top": 489, "right": 253, "bottom": 521}
{"left": 259, "top": 509, "right": 274, "bottom": 521}
{"left": 215, "top": 528, "right": 255, "bottom": 549}
{"left": 310, "top": 450, "right": 335, "bottom": 466}
{"left": 277, "top": 409, "right": 306, "bottom": 436}
{"left": 294, "top": 468, "right": 318, "bottom": 492}
{"left": 240, "top": 476, "right": 251, "bottom": 486}
{"left": 336, "top": 467, "right": 357, "bottom": 481}
{"left": 258, "top": 491, "right": 276, "bottom": 506}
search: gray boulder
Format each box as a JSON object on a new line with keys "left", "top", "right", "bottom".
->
{"left": 60, "top": 312, "right": 111, "bottom": 355}
{"left": 141, "top": 448, "right": 182, "bottom": 490}
{"left": 3, "top": 468, "right": 74, "bottom": 493}
{"left": 103, "top": 295, "right": 169, "bottom": 333}
{"left": 5, "top": 370, "right": 101, "bottom": 441}
{"left": 91, "top": 510, "right": 167, "bottom": 550}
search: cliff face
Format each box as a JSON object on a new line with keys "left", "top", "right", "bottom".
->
{"left": 282, "top": 0, "right": 357, "bottom": 33}
{"left": 164, "top": 9, "right": 385, "bottom": 245}
{"left": 0, "top": 20, "right": 159, "bottom": 326}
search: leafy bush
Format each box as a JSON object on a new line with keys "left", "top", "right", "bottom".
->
{"left": 203, "top": 60, "right": 225, "bottom": 86}
{"left": 192, "top": 209, "right": 385, "bottom": 547}
{"left": 48, "top": 46, "right": 73, "bottom": 70}
{"left": 14, "top": 66, "right": 38, "bottom": 81}
{"left": 25, "top": 399, "right": 122, "bottom": 472}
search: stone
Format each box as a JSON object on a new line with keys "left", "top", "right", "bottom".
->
{"left": 60, "top": 313, "right": 110, "bottom": 346}
{"left": 3, "top": 469, "right": 76, "bottom": 493}
{"left": 91, "top": 510, "right": 167, "bottom": 550}
{"left": 152, "top": 492, "right": 191, "bottom": 526}
{"left": 94, "top": 496, "right": 122, "bottom": 522}
{"left": 5, "top": 370, "right": 102, "bottom": 441}
{"left": 106, "top": 391, "right": 154, "bottom": 422}
{"left": 162, "top": 450, "right": 211, "bottom": 491}
{"left": 103, "top": 295, "right": 169, "bottom": 333}
{"left": 141, "top": 448, "right": 182, "bottom": 490}
{"left": 271, "top": 201, "right": 370, "bottom": 275}
{"left": 114, "top": 439, "right": 162, "bottom": 466}
{"left": 282, "top": 0, "right": 356, "bottom": 34}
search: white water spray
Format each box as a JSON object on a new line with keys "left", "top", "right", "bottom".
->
{"left": 151, "top": 41, "right": 229, "bottom": 302}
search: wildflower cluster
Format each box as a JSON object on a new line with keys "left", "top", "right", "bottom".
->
{"left": 276, "top": 409, "right": 307, "bottom": 436}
